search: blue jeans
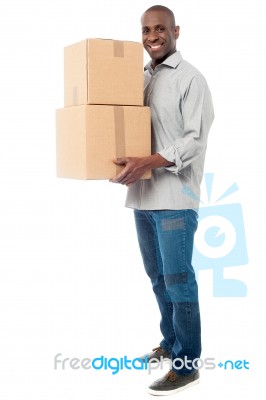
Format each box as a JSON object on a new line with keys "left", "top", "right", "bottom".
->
{"left": 134, "top": 209, "right": 201, "bottom": 375}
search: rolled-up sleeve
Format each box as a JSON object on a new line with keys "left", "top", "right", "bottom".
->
{"left": 158, "top": 74, "right": 214, "bottom": 175}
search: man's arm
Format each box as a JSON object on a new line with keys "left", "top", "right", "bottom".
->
{"left": 110, "top": 154, "right": 174, "bottom": 186}
{"left": 110, "top": 73, "right": 214, "bottom": 186}
{"left": 158, "top": 74, "right": 214, "bottom": 175}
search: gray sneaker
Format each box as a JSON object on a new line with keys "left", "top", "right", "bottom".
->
{"left": 139, "top": 346, "right": 171, "bottom": 363}
{"left": 148, "top": 369, "right": 200, "bottom": 395}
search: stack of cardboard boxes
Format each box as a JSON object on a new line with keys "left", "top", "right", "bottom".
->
{"left": 56, "top": 38, "right": 151, "bottom": 180}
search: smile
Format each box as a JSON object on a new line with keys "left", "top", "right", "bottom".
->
{"left": 148, "top": 44, "right": 164, "bottom": 51}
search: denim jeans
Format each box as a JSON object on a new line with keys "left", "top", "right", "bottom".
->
{"left": 134, "top": 209, "right": 201, "bottom": 375}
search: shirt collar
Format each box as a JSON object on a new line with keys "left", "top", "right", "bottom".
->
{"left": 144, "top": 51, "right": 183, "bottom": 72}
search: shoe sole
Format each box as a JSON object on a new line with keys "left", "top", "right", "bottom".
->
{"left": 148, "top": 378, "right": 200, "bottom": 396}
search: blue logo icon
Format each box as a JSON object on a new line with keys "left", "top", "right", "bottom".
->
{"left": 184, "top": 173, "right": 249, "bottom": 297}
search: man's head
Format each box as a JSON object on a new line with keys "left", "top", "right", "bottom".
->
{"left": 141, "top": 5, "right": 179, "bottom": 68}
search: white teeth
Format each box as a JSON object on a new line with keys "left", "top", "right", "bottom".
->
{"left": 150, "top": 45, "right": 161, "bottom": 49}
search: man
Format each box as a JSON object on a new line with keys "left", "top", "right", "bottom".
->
{"left": 110, "top": 4, "right": 214, "bottom": 396}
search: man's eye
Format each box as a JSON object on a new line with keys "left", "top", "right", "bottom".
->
{"left": 142, "top": 29, "right": 149, "bottom": 34}
{"left": 157, "top": 27, "right": 165, "bottom": 32}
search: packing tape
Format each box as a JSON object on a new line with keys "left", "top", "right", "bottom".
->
{"left": 73, "top": 87, "right": 78, "bottom": 106}
{"left": 113, "top": 40, "right": 124, "bottom": 57}
{"left": 114, "top": 106, "right": 126, "bottom": 173}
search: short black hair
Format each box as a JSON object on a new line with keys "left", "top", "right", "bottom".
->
{"left": 142, "top": 5, "right": 176, "bottom": 27}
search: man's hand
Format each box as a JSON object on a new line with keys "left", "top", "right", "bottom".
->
{"left": 110, "top": 154, "right": 175, "bottom": 186}
{"left": 110, "top": 157, "right": 149, "bottom": 186}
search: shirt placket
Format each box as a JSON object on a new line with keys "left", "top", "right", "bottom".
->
{"left": 145, "top": 68, "right": 160, "bottom": 106}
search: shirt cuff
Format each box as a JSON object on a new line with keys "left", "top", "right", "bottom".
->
{"left": 158, "top": 147, "right": 183, "bottom": 175}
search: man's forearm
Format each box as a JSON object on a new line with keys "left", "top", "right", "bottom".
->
{"left": 141, "top": 153, "right": 175, "bottom": 169}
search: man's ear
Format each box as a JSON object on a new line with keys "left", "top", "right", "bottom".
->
{"left": 174, "top": 26, "right": 180, "bottom": 39}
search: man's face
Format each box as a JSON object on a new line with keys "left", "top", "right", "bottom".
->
{"left": 141, "top": 10, "right": 179, "bottom": 68}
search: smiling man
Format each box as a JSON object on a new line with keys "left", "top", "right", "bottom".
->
{"left": 110, "top": 5, "right": 214, "bottom": 396}
{"left": 142, "top": 6, "right": 179, "bottom": 68}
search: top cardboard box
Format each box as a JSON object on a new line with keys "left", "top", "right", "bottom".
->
{"left": 64, "top": 39, "right": 144, "bottom": 107}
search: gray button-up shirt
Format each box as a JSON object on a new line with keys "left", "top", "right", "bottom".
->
{"left": 125, "top": 51, "right": 214, "bottom": 210}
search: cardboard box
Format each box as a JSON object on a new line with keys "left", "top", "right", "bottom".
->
{"left": 64, "top": 39, "right": 144, "bottom": 107}
{"left": 56, "top": 105, "right": 151, "bottom": 180}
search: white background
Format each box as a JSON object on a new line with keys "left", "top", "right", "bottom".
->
{"left": 0, "top": 0, "right": 265, "bottom": 398}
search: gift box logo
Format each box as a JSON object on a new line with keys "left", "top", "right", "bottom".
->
{"left": 183, "top": 173, "right": 249, "bottom": 297}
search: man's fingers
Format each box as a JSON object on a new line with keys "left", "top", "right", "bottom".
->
{"left": 110, "top": 160, "right": 131, "bottom": 183}
{"left": 112, "top": 158, "right": 128, "bottom": 165}
{"left": 109, "top": 169, "right": 128, "bottom": 183}
{"left": 109, "top": 157, "right": 139, "bottom": 185}
{"left": 110, "top": 169, "right": 136, "bottom": 185}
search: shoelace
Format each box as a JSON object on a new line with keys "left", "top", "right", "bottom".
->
{"left": 152, "top": 346, "right": 164, "bottom": 353}
{"left": 165, "top": 370, "right": 177, "bottom": 382}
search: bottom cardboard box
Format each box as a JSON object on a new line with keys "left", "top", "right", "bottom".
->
{"left": 56, "top": 105, "right": 151, "bottom": 180}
